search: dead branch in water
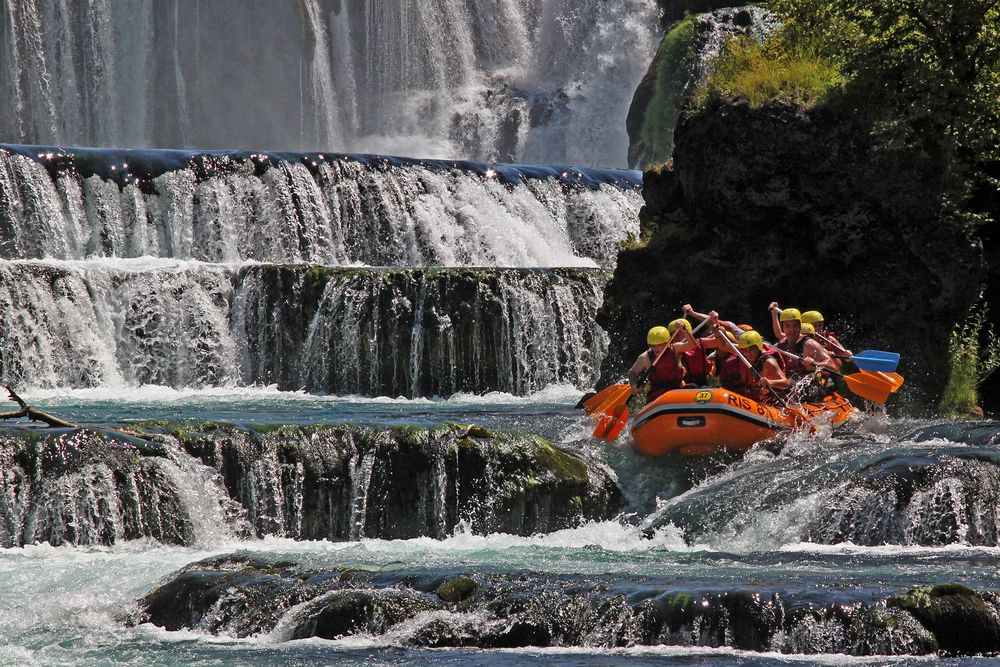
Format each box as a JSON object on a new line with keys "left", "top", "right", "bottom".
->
{"left": 1, "top": 386, "right": 79, "bottom": 429}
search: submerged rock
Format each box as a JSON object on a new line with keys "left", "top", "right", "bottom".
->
{"left": 135, "top": 557, "right": 994, "bottom": 655}
{"left": 0, "top": 422, "right": 621, "bottom": 547}
{"left": 642, "top": 440, "right": 1000, "bottom": 549}
{"left": 166, "top": 421, "right": 622, "bottom": 541}
{"left": 805, "top": 453, "right": 1000, "bottom": 546}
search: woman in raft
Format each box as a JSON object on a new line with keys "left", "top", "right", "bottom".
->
{"left": 627, "top": 325, "right": 698, "bottom": 403}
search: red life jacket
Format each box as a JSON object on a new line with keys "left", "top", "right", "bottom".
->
{"left": 775, "top": 335, "right": 809, "bottom": 380}
{"left": 716, "top": 352, "right": 741, "bottom": 388}
{"left": 646, "top": 348, "right": 685, "bottom": 401}
{"left": 721, "top": 352, "right": 776, "bottom": 403}
{"left": 682, "top": 340, "right": 711, "bottom": 387}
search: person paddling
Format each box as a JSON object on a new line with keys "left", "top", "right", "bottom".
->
{"left": 768, "top": 304, "right": 832, "bottom": 400}
{"left": 802, "top": 310, "right": 853, "bottom": 371}
{"left": 718, "top": 330, "right": 790, "bottom": 404}
{"left": 711, "top": 329, "right": 741, "bottom": 389}
{"left": 628, "top": 325, "right": 696, "bottom": 403}
{"left": 669, "top": 317, "right": 712, "bottom": 387}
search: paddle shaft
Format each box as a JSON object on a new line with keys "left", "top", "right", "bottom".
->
{"left": 815, "top": 331, "right": 849, "bottom": 355}
{"left": 717, "top": 326, "right": 791, "bottom": 409}
{"left": 765, "top": 344, "right": 842, "bottom": 377}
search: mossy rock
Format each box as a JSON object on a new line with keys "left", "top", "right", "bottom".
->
{"left": 436, "top": 576, "right": 480, "bottom": 603}
{"left": 889, "top": 584, "right": 1000, "bottom": 654}
{"left": 533, "top": 438, "right": 587, "bottom": 482}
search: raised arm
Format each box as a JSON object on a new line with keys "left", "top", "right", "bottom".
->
{"left": 682, "top": 304, "right": 710, "bottom": 321}
{"left": 669, "top": 323, "right": 698, "bottom": 354}
{"left": 768, "top": 301, "right": 783, "bottom": 339}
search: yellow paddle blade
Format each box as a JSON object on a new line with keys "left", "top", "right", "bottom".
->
{"left": 593, "top": 402, "right": 629, "bottom": 441}
{"left": 844, "top": 372, "right": 892, "bottom": 404}
{"left": 582, "top": 383, "right": 630, "bottom": 415}
{"left": 860, "top": 369, "right": 904, "bottom": 392}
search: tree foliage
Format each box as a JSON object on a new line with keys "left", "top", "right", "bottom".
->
{"left": 766, "top": 0, "right": 1000, "bottom": 223}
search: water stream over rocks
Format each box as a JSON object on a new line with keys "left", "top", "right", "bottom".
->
{"left": 2, "top": 2, "right": 999, "bottom": 662}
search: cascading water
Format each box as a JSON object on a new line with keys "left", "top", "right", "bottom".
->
{"left": 0, "top": 260, "right": 610, "bottom": 394}
{"left": 0, "top": 145, "right": 639, "bottom": 395}
{"left": 0, "top": 146, "right": 641, "bottom": 266}
{"left": 5, "top": 2, "right": 1000, "bottom": 665}
{"left": 0, "top": 0, "right": 662, "bottom": 167}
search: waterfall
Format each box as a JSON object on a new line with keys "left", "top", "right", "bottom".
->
{"left": 0, "top": 146, "right": 640, "bottom": 266}
{"left": 0, "top": 260, "right": 610, "bottom": 395}
{"left": 0, "top": 429, "right": 196, "bottom": 547}
{"left": 0, "top": 144, "right": 636, "bottom": 396}
{"left": 0, "top": 0, "right": 662, "bottom": 167}
{"left": 174, "top": 423, "right": 622, "bottom": 541}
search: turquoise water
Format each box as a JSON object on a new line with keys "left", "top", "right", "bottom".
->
{"left": 3, "top": 387, "right": 1000, "bottom": 665}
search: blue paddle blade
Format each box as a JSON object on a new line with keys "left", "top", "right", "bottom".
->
{"left": 849, "top": 350, "right": 900, "bottom": 372}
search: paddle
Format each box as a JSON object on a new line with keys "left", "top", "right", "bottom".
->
{"left": 764, "top": 344, "right": 894, "bottom": 404}
{"left": 593, "top": 400, "right": 629, "bottom": 440}
{"left": 860, "top": 368, "right": 903, "bottom": 392}
{"left": 581, "top": 383, "right": 629, "bottom": 415}
{"left": 809, "top": 331, "right": 904, "bottom": 386}
{"left": 841, "top": 350, "right": 900, "bottom": 373}
{"left": 585, "top": 383, "right": 632, "bottom": 417}
{"left": 591, "top": 317, "right": 710, "bottom": 441}
{"left": 811, "top": 332, "right": 901, "bottom": 373}
{"left": 716, "top": 328, "right": 791, "bottom": 409}
{"left": 809, "top": 331, "right": 901, "bottom": 373}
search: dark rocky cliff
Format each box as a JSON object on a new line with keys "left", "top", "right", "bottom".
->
{"left": 600, "top": 97, "right": 984, "bottom": 408}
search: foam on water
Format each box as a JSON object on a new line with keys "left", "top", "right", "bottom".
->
{"left": 22, "top": 383, "right": 584, "bottom": 408}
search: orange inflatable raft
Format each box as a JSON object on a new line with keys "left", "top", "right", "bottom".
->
{"left": 629, "top": 387, "right": 855, "bottom": 457}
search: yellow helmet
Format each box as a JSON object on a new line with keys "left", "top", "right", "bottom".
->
{"left": 738, "top": 330, "right": 764, "bottom": 350}
{"left": 667, "top": 318, "right": 692, "bottom": 335}
{"left": 801, "top": 322, "right": 816, "bottom": 335}
{"left": 801, "top": 310, "right": 824, "bottom": 325}
{"left": 647, "top": 326, "right": 670, "bottom": 345}
{"left": 779, "top": 308, "right": 802, "bottom": 322}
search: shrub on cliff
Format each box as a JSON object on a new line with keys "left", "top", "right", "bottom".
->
{"left": 697, "top": 30, "right": 844, "bottom": 107}
{"left": 765, "top": 0, "right": 999, "bottom": 228}
{"left": 940, "top": 305, "right": 1000, "bottom": 416}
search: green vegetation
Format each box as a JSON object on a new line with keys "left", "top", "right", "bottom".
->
{"left": 940, "top": 305, "right": 1000, "bottom": 416}
{"left": 696, "top": 29, "right": 844, "bottom": 107}
{"left": 638, "top": 17, "right": 699, "bottom": 164}
{"left": 693, "top": 0, "right": 998, "bottom": 231}
{"left": 764, "top": 0, "right": 1000, "bottom": 228}
{"left": 617, "top": 224, "right": 656, "bottom": 251}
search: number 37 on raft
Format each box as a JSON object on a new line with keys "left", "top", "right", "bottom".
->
{"left": 582, "top": 342, "right": 902, "bottom": 454}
